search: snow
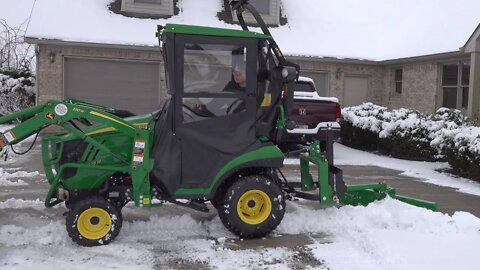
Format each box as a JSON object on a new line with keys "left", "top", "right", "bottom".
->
{"left": 0, "top": 71, "right": 36, "bottom": 118}
{"left": 1, "top": 197, "right": 479, "bottom": 269}
{"left": 342, "top": 103, "right": 480, "bottom": 161}
{"left": 286, "top": 143, "right": 480, "bottom": 196}
{"left": 280, "top": 199, "right": 480, "bottom": 270}
{"left": 1, "top": 0, "right": 480, "bottom": 60}
{"left": 293, "top": 92, "right": 339, "bottom": 103}
{"left": 1, "top": 127, "right": 480, "bottom": 269}
{"left": 0, "top": 73, "right": 35, "bottom": 95}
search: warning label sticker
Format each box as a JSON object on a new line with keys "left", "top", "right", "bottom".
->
{"left": 4, "top": 131, "right": 16, "bottom": 143}
{"left": 54, "top": 104, "right": 68, "bottom": 116}
{"left": 135, "top": 140, "right": 146, "bottom": 149}
{"left": 133, "top": 155, "right": 144, "bottom": 163}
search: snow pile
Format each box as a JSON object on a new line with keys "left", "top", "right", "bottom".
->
{"left": 0, "top": 198, "right": 45, "bottom": 209}
{"left": 0, "top": 70, "right": 36, "bottom": 117}
{"left": 0, "top": 167, "right": 39, "bottom": 186}
{"left": 280, "top": 199, "right": 480, "bottom": 270}
{"left": 1, "top": 198, "right": 479, "bottom": 270}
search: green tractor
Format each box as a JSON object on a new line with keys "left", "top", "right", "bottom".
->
{"left": 0, "top": 0, "right": 436, "bottom": 246}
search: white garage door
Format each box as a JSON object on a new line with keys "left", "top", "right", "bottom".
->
{"left": 64, "top": 58, "right": 160, "bottom": 115}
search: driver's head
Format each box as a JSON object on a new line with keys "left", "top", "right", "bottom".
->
{"left": 233, "top": 63, "right": 246, "bottom": 87}
{"left": 232, "top": 48, "right": 247, "bottom": 87}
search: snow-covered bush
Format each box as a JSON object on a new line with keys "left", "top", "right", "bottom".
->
{"left": 341, "top": 103, "right": 480, "bottom": 180}
{"left": 341, "top": 103, "right": 441, "bottom": 161}
{"left": 0, "top": 69, "right": 35, "bottom": 118}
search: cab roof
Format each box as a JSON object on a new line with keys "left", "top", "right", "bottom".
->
{"left": 164, "top": 23, "right": 272, "bottom": 39}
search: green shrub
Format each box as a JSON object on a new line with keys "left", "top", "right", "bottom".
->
{"left": 339, "top": 121, "right": 380, "bottom": 151}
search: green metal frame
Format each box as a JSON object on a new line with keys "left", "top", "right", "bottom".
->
{"left": 164, "top": 23, "right": 272, "bottom": 39}
{"left": 0, "top": 99, "right": 155, "bottom": 208}
{"left": 299, "top": 141, "right": 437, "bottom": 211}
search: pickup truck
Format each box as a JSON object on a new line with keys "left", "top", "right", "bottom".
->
{"left": 284, "top": 76, "right": 341, "bottom": 149}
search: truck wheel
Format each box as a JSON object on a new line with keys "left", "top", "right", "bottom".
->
{"left": 219, "top": 175, "right": 285, "bottom": 238}
{"left": 66, "top": 197, "right": 122, "bottom": 246}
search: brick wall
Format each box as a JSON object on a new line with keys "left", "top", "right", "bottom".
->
{"left": 385, "top": 62, "right": 439, "bottom": 114}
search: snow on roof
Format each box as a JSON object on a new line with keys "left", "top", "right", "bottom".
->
{"left": 2, "top": 0, "right": 480, "bottom": 61}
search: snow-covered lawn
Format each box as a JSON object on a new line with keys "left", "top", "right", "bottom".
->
{"left": 0, "top": 128, "right": 479, "bottom": 269}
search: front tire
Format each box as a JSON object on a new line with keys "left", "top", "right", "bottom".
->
{"left": 219, "top": 175, "right": 285, "bottom": 238}
{"left": 66, "top": 197, "right": 122, "bottom": 246}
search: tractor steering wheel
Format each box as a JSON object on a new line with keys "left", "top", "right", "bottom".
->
{"left": 226, "top": 99, "right": 245, "bottom": 115}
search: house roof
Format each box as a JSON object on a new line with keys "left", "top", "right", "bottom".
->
{"left": 3, "top": 0, "right": 480, "bottom": 61}
{"left": 463, "top": 23, "right": 480, "bottom": 53}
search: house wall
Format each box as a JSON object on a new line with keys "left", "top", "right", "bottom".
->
{"left": 36, "top": 44, "right": 165, "bottom": 105}
{"left": 34, "top": 42, "right": 470, "bottom": 117}
{"left": 468, "top": 52, "right": 480, "bottom": 118}
{"left": 384, "top": 62, "right": 439, "bottom": 114}
{"left": 287, "top": 57, "right": 385, "bottom": 107}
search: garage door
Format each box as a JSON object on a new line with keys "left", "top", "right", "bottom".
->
{"left": 64, "top": 58, "right": 160, "bottom": 115}
{"left": 344, "top": 76, "right": 368, "bottom": 107}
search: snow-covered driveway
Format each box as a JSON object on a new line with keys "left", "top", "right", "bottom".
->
{"left": 1, "top": 133, "right": 480, "bottom": 270}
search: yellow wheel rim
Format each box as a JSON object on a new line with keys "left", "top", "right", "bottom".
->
{"left": 237, "top": 189, "right": 272, "bottom": 225}
{"left": 77, "top": 208, "right": 112, "bottom": 240}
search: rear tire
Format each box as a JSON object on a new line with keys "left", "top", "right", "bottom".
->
{"left": 66, "top": 197, "right": 122, "bottom": 246}
{"left": 218, "top": 175, "right": 285, "bottom": 238}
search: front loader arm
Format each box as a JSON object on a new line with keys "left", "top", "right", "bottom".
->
{"left": 0, "top": 103, "right": 48, "bottom": 149}
{"left": 1, "top": 99, "right": 154, "bottom": 208}
{"left": 0, "top": 99, "right": 137, "bottom": 149}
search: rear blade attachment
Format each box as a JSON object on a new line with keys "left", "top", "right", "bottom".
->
{"left": 288, "top": 137, "right": 437, "bottom": 211}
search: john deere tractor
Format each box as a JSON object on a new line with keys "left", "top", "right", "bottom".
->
{"left": 0, "top": 0, "right": 436, "bottom": 246}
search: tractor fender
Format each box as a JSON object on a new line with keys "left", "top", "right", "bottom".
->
{"left": 208, "top": 157, "right": 284, "bottom": 200}
{"left": 172, "top": 145, "right": 285, "bottom": 199}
